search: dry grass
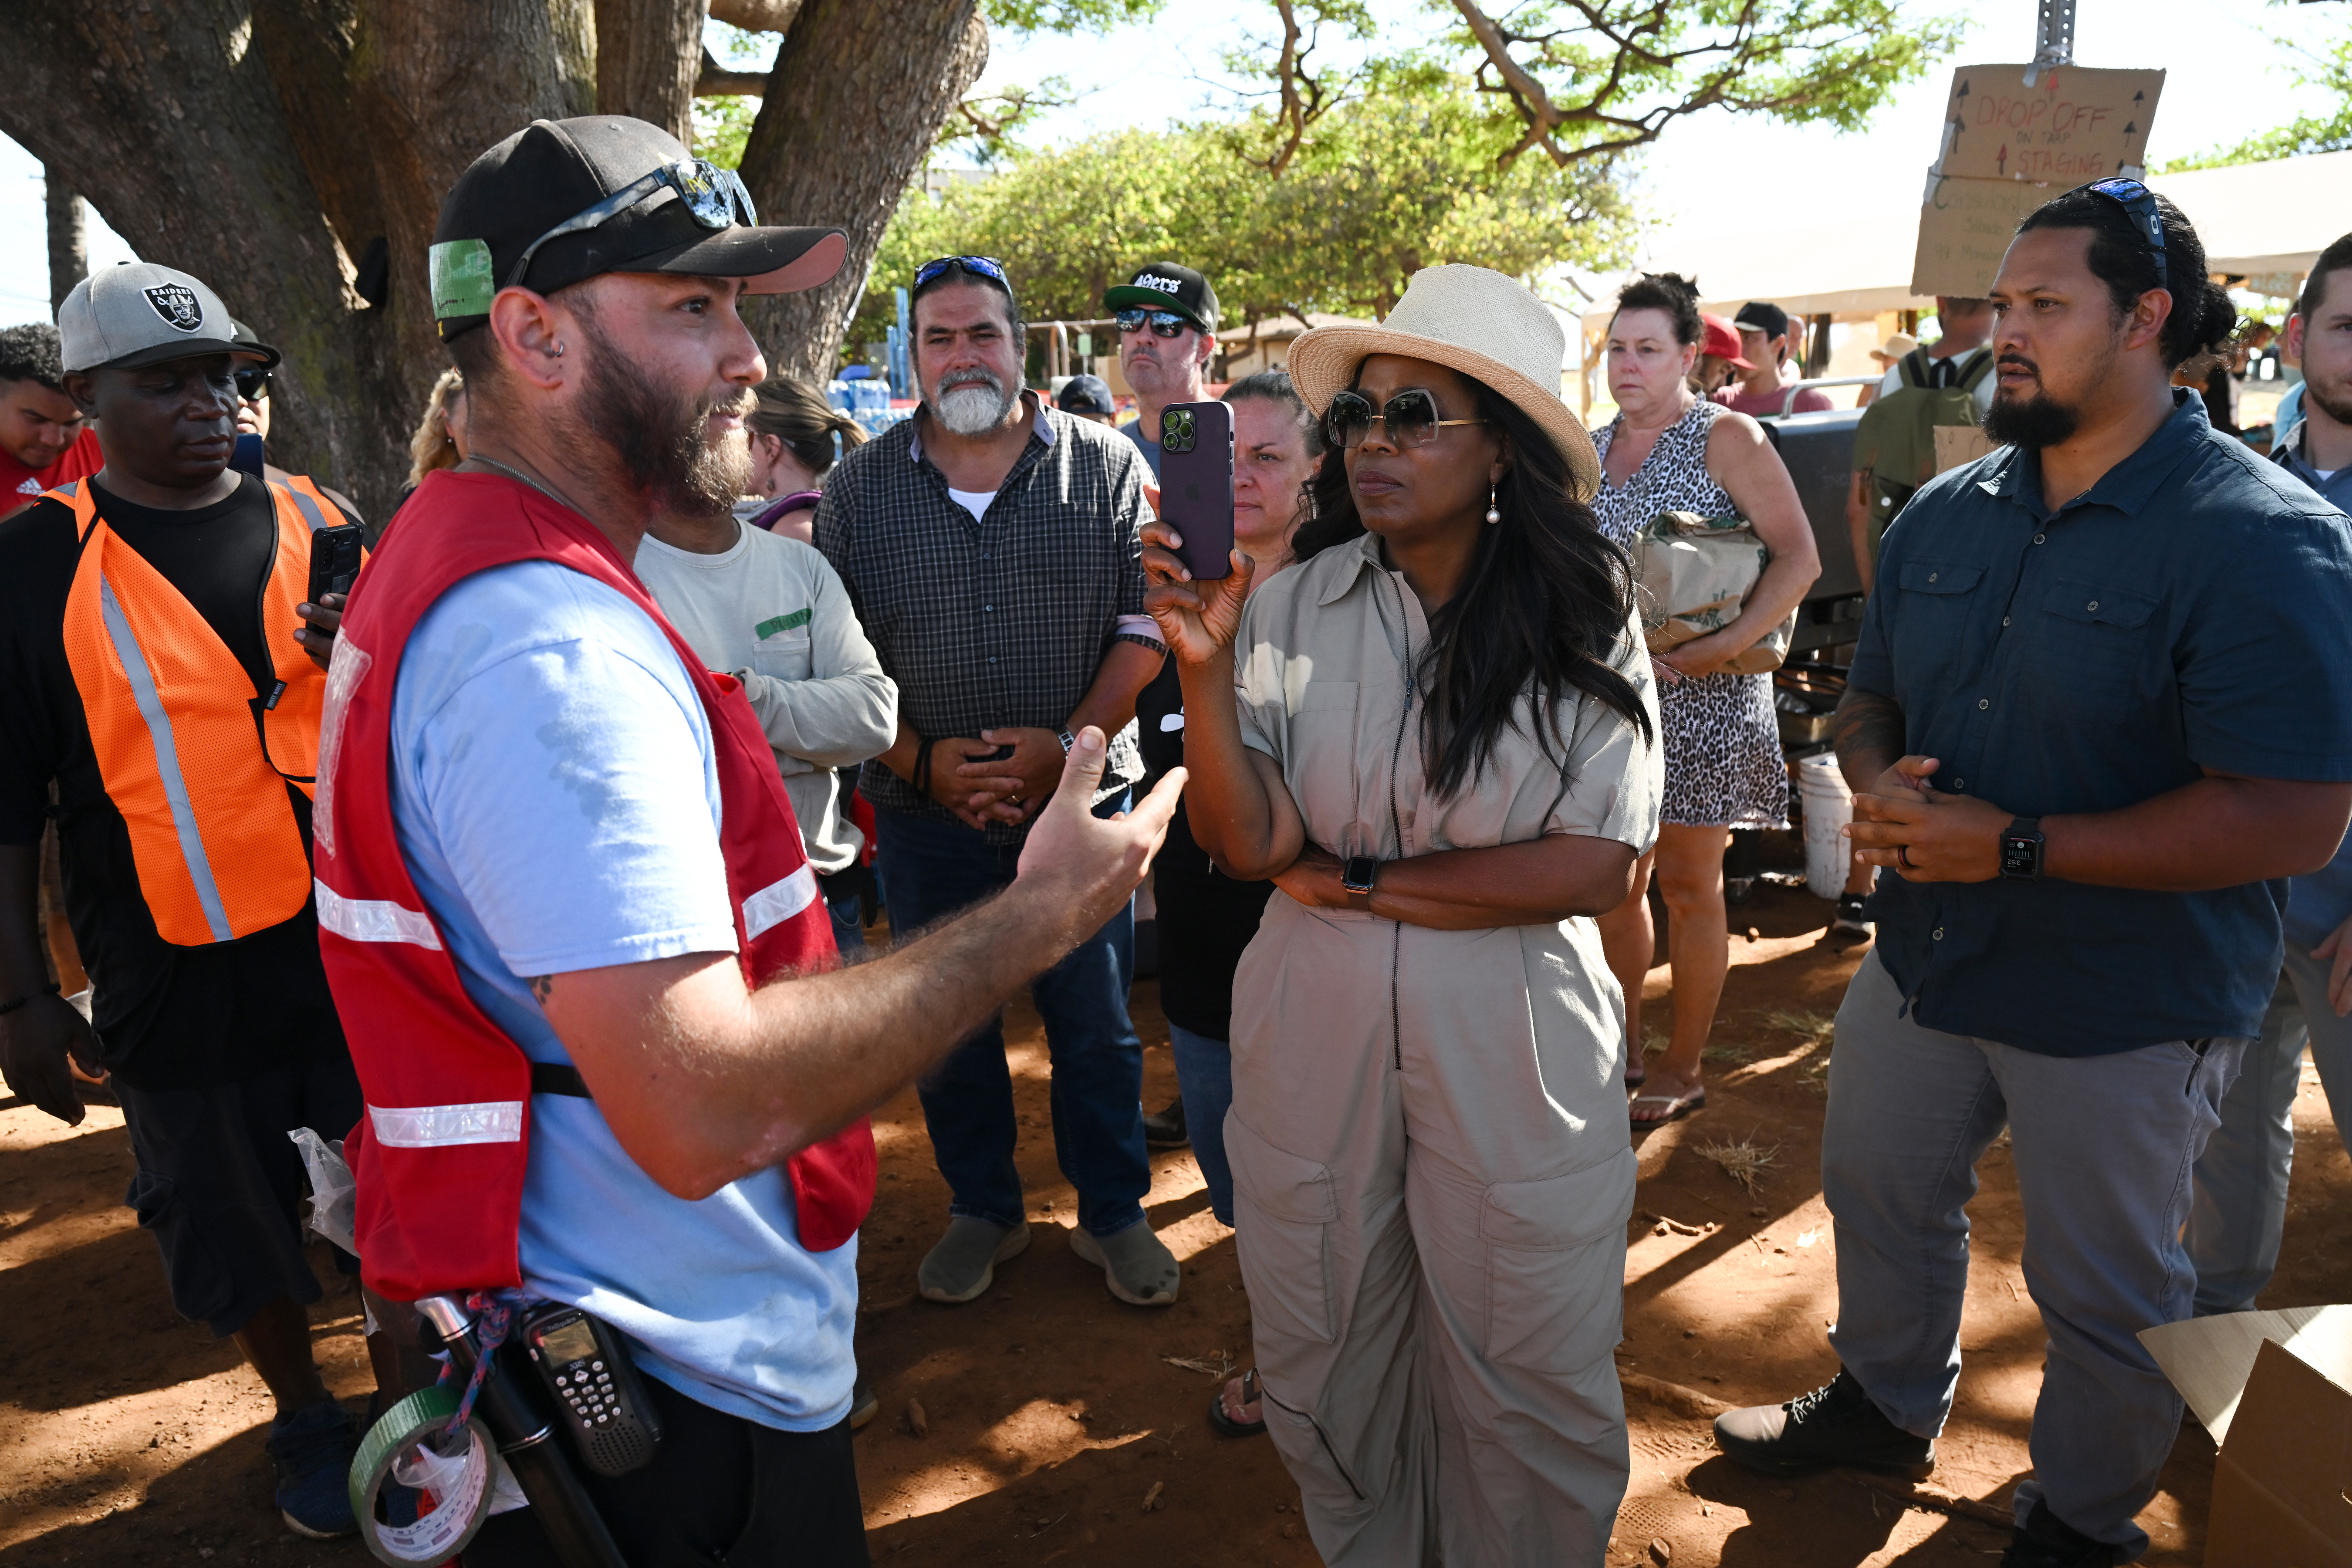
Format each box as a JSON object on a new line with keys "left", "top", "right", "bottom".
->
{"left": 1700, "top": 1043, "right": 1751, "bottom": 1064}
{"left": 1696, "top": 1132, "right": 1784, "bottom": 1196}
{"left": 1763, "top": 1008, "right": 1836, "bottom": 1051}
{"left": 1162, "top": 1352, "right": 1236, "bottom": 1379}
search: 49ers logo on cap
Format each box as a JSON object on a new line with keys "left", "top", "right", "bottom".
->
{"left": 143, "top": 284, "right": 205, "bottom": 333}
{"left": 1133, "top": 273, "right": 1181, "bottom": 296}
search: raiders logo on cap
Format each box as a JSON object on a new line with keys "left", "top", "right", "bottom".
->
{"left": 144, "top": 284, "right": 206, "bottom": 333}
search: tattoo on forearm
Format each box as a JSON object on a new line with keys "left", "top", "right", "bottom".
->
{"left": 528, "top": 975, "right": 554, "bottom": 1006}
{"left": 1833, "top": 689, "right": 1906, "bottom": 773}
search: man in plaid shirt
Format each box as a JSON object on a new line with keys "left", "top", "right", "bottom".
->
{"left": 815, "top": 257, "right": 1178, "bottom": 1308}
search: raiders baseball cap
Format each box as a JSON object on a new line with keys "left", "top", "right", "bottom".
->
{"left": 1103, "top": 262, "right": 1220, "bottom": 334}
{"left": 56, "top": 262, "right": 281, "bottom": 375}
{"left": 431, "top": 115, "right": 847, "bottom": 340}
{"left": 1732, "top": 301, "right": 1791, "bottom": 342}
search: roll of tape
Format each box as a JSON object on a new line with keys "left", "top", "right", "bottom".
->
{"left": 349, "top": 1385, "right": 495, "bottom": 1567}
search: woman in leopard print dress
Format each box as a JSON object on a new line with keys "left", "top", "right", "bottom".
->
{"left": 1588, "top": 274, "right": 1820, "bottom": 1125}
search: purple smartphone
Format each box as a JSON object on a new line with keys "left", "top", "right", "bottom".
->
{"left": 1158, "top": 400, "right": 1234, "bottom": 581}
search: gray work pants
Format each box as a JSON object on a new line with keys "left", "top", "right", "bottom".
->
{"left": 2186, "top": 942, "right": 2352, "bottom": 1314}
{"left": 1227, "top": 897, "right": 1636, "bottom": 1567}
{"left": 1823, "top": 953, "right": 2244, "bottom": 1561}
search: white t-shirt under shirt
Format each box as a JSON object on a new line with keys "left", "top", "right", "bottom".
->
{"left": 632, "top": 523, "right": 896, "bottom": 876}
{"left": 946, "top": 487, "right": 995, "bottom": 524}
{"left": 387, "top": 559, "right": 855, "bottom": 1432}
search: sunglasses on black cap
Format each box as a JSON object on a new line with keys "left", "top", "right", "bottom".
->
{"left": 2079, "top": 177, "right": 2169, "bottom": 292}
{"left": 1114, "top": 308, "right": 1193, "bottom": 338}
{"left": 508, "top": 158, "right": 758, "bottom": 291}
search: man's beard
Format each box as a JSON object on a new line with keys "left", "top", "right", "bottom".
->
{"left": 2306, "top": 375, "right": 2352, "bottom": 429}
{"left": 930, "top": 366, "right": 1014, "bottom": 436}
{"left": 1984, "top": 385, "right": 2081, "bottom": 449}
{"left": 571, "top": 316, "right": 752, "bottom": 517}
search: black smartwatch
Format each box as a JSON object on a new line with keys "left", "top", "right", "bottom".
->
{"left": 1341, "top": 855, "right": 1380, "bottom": 896}
{"left": 1999, "top": 817, "right": 2044, "bottom": 881}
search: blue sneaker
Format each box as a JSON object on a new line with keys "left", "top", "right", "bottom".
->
{"left": 266, "top": 1399, "right": 359, "bottom": 1539}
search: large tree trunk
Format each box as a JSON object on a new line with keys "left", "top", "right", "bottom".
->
{"left": 596, "top": 0, "right": 709, "bottom": 142}
{"left": 44, "top": 169, "right": 84, "bottom": 314}
{"left": 737, "top": 0, "right": 988, "bottom": 386}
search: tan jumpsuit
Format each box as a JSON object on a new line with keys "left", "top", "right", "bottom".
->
{"left": 1225, "top": 532, "right": 1663, "bottom": 1566}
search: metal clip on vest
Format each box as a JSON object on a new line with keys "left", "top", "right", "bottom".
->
{"left": 417, "top": 1295, "right": 629, "bottom": 1568}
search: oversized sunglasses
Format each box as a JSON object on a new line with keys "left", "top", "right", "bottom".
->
{"left": 1323, "top": 387, "right": 1487, "bottom": 450}
{"left": 1114, "top": 308, "right": 1192, "bottom": 338}
{"left": 915, "top": 255, "right": 1013, "bottom": 290}
{"left": 234, "top": 369, "right": 271, "bottom": 402}
{"left": 508, "top": 158, "right": 758, "bottom": 290}
{"left": 2080, "top": 176, "right": 2169, "bottom": 292}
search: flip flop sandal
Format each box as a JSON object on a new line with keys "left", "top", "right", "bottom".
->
{"left": 1208, "top": 1368, "right": 1267, "bottom": 1439}
{"left": 1629, "top": 1087, "right": 1706, "bottom": 1127}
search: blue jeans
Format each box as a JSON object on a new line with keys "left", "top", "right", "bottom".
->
{"left": 1824, "top": 953, "right": 2244, "bottom": 1558}
{"left": 874, "top": 803, "right": 1148, "bottom": 1238}
{"left": 1168, "top": 1022, "right": 1235, "bottom": 1226}
{"left": 2186, "top": 941, "right": 2352, "bottom": 1314}
{"left": 825, "top": 890, "right": 865, "bottom": 954}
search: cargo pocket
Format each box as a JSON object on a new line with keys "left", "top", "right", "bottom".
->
{"left": 125, "top": 1170, "right": 237, "bottom": 1326}
{"left": 1224, "top": 1116, "right": 1338, "bottom": 1346}
{"left": 1480, "top": 1150, "right": 1636, "bottom": 1374}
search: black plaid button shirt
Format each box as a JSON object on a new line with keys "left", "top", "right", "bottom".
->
{"left": 814, "top": 395, "right": 1160, "bottom": 841}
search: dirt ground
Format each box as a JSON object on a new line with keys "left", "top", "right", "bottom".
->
{"left": 5, "top": 853, "right": 2349, "bottom": 1568}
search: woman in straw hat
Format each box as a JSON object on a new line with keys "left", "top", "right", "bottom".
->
{"left": 1142, "top": 264, "right": 1662, "bottom": 1564}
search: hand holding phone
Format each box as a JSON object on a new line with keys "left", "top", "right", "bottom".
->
{"left": 307, "top": 521, "right": 365, "bottom": 608}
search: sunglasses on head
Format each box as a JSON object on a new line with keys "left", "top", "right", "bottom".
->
{"left": 234, "top": 369, "right": 271, "bottom": 402}
{"left": 915, "top": 255, "right": 1012, "bottom": 291}
{"left": 1323, "top": 387, "right": 1487, "bottom": 451}
{"left": 509, "top": 158, "right": 758, "bottom": 291}
{"left": 1114, "top": 308, "right": 1192, "bottom": 338}
{"left": 2080, "top": 176, "right": 2169, "bottom": 292}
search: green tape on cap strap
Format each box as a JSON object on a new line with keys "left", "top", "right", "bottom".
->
{"left": 429, "top": 240, "right": 496, "bottom": 321}
{"left": 349, "top": 1384, "right": 495, "bottom": 1566}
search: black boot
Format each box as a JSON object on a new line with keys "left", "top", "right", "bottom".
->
{"left": 1999, "top": 1500, "right": 2119, "bottom": 1567}
{"left": 1713, "top": 1367, "right": 1934, "bottom": 1479}
{"left": 1141, "top": 1097, "right": 1188, "bottom": 1148}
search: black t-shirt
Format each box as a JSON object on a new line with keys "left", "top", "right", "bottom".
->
{"left": 0, "top": 475, "right": 347, "bottom": 1090}
{"left": 1135, "top": 657, "right": 1274, "bottom": 1041}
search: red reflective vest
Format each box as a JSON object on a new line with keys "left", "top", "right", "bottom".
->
{"left": 313, "top": 470, "right": 875, "bottom": 1302}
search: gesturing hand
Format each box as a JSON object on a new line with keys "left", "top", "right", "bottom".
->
{"left": 1141, "top": 518, "right": 1254, "bottom": 667}
{"left": 1015, "top": 727, "right": 1184, "bottom": 938}
{"left": 294, "top": 591, "right": 344, "bottom": 673}
{"left": 1845, "top": 757, "right": 2006, "bottom": 883}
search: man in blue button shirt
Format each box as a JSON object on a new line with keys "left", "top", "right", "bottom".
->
{"left": 1715, "top": 186, "right": 2352, "bottom": 1564}
{"left": 2187, "top": 230, "right": 2352, "bottom": 1317}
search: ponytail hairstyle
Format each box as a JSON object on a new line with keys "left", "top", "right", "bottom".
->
{"left": 747, "top": 377, "right": 867, "bottom": 479}
{"left": 1290, "top": 368, "right": 1652, "bottom": 798}
{"left": 2015, "top": 185, "right": 2237, "bottom": 368}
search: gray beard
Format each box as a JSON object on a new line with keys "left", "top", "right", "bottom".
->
{"left": 932, "top": 373, "right": 1014, "bottom": 436}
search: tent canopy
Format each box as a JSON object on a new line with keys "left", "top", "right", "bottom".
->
{"left": 1580, "top": 150, "right": 2352, "bottom": 335}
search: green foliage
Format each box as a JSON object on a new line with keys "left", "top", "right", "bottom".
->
{"left": 692, "top": 95, "right": 760, "bottom": 170}
{"left": 982, "top": 0, "right": 1165, "bottom": 33}
{"left": 2158, "top": 33, "right": 2352, "bottom": 172}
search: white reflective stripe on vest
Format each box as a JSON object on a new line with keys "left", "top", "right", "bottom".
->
{"left": 98, "top": 575, "right": 233, "bottom": 942}
{"left": 313, "top": 878, "right": 443, "bottom": 949}
{"left": 741, "top": 863, "right": 819, "bottom": 941}
{"left": 368, "top": 1101, "right": 525, "bottom": 1148}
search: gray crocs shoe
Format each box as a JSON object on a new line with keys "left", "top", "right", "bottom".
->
{"left": 1069, "top": 1220, "right": 1180, "bottom": 1306}
{"left": 918, "top": 1217, "right": 1030, "bottom": 1303}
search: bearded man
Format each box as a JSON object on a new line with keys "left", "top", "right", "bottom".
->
{"left": 813, "top": 256, "right": 1182, "bottom": 1312}
{"left": 1713, "top": 184, "right": 2352, "bottom": 1566}
{"left": 318, "top": 121, "right": 1180, "bottom": 1567}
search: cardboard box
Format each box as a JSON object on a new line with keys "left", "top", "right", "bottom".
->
{"left": 1911, "top": 175, "right": 2058, "bottom": 298}
{"left": 1931, "top": 63, "right": 2165, "bottom": 182}
{"left": 1933, "top": 423, "right": 1997, "bottom": 474}
{"left": 2140, "top": 1306, "right": 2352, "bottom": 1564}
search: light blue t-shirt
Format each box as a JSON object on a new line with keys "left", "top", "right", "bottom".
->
{"left": 387, "top": 559, "right": 856, "bottom": 1432}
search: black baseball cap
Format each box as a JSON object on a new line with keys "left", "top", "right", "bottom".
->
{"left": 430, "top": 115, "right": 847, "bottom": 340}
{"left": 1733, "top": 302, "right": 1791, "bottom": 341}
{"left": 1056, "top": 374, "right": 1116, "bottom": 416}
{"left": 1103, "top": 262, "right": 1219, "bottom": 334}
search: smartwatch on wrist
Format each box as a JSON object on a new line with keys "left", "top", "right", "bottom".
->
{"left": 1056, "top": 727, "right": 1077, "bottom": 755}
{"left": 1999, "top": 817, "right": 2044, "bottom": 881}
{"left": 1341, "top": 855, "right": 1380, "bottom": 896}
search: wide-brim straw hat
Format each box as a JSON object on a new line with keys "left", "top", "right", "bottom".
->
{"left": 1288, "top": 264, "right": 1600, "bottom": 500}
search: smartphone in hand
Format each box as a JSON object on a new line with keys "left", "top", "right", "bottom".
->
{"left": 307, "top": 522, "right": 365, "bottom": 607}
{"left": 1158, "top": 401, "right": 1234, "bottom": 581}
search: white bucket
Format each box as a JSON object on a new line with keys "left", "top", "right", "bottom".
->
{"left": 1797, "top": 753, "right": 1852, "bottom": 899}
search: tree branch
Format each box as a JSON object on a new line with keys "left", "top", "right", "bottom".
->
{"left": 697, "top": 46, "right": 773, "bottom": 95}
{"left": 709, "top": 0, "right": 802, "bottom": 29}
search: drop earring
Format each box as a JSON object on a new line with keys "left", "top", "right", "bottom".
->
{"left": 1485, "top": 484, "right": 1501, "bottom": 525}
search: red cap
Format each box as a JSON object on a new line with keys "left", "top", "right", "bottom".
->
{"left": 1700, "top": 313, "right": 1755, "bottom": 370}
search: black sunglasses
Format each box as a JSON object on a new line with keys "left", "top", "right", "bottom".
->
{"left": 915, "top": 255, "right": 1012, "bottom": 291}
{"left": 1114, "top": 308, "right": 1192, "bottom": 338}
{"left": 235, "top": 369, "right": 272, "bottom": 402}
{"left": 509, "top": 158, "right": 757, "bottom": 291}
{"left": 1323, "top": 388, "right": 1487, "bottom": 450}
{"left": 2080, "top": 176, "right": 2169, "bottom": 292}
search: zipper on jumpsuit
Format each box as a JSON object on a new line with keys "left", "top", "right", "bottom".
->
{"left": 1386, "top": 575, "right": 1415, "bottom": 1075}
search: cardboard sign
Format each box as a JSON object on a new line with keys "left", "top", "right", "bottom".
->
{"left": 1932, "top": 64, "right": 2165, "bottom": 182}
{"left": 1911, "top": 176, "right": 2056, "bottom": 297}
{"left": 1933, "top": 423, "right": 1997, "bottom": 473}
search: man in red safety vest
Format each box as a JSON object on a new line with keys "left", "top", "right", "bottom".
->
{"left": 312, "top": 115, "right": 1180, "bottom": 1565}
{"left": 0, "top": 262, "right": 383, "bottom": 1539}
